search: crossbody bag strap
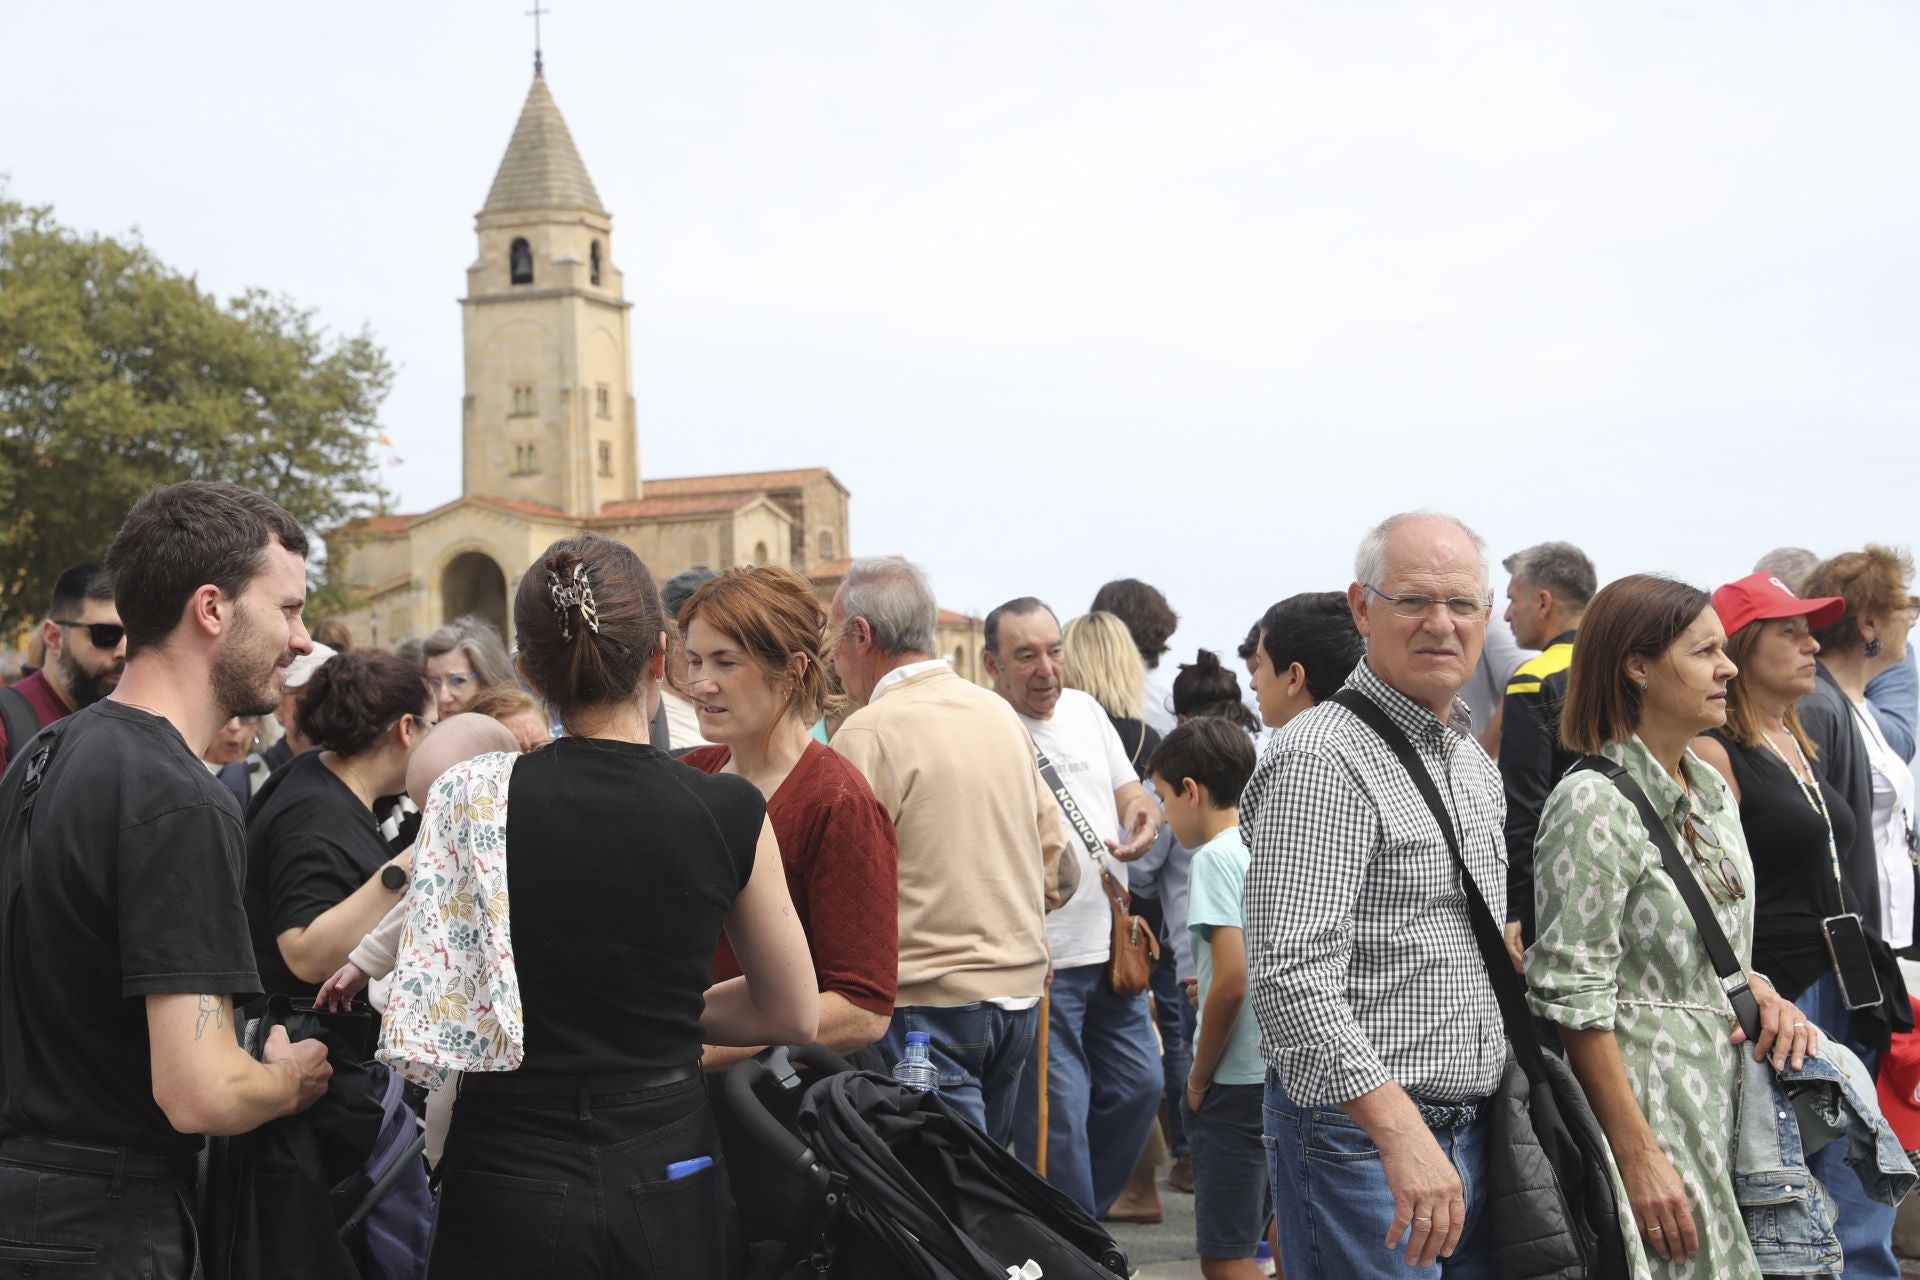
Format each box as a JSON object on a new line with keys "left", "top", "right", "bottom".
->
{"left": 1571, "top": 755, "right": 1760, "bottom": 1043}
{"left": 0, "top": 686, "right": 41, "bottom": 768}
{"left": 1, "top": 723, "right": 67, "bottom": 1134}
{"left": 1033, "top": 746, "right": 1109, "bottom": 872}
{"left": 1328, "top": 689, "right": 1543, "bottom": 1060}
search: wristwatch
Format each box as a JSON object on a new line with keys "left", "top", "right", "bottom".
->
{"left": 380, "top": 863, "right": 407, "bottom": 892}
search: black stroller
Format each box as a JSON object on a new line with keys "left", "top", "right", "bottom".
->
{"left": 723, "top": 1045, "right": 1130, "bottom": 1280}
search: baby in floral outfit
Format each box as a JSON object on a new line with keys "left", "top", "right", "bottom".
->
{"left": 317, "top": 712, "right": 520, "bottom": 1161}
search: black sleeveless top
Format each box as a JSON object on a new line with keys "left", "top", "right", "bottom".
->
{"left": 1707, "top": 730, "right": 1858, "bottom": 1001}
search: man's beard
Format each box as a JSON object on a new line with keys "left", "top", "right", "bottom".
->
{"left": 56, "top": 646, "right": 121, "bottom": 710}
{"left": 210, "top": 611, "right": 286, "bottom": 718}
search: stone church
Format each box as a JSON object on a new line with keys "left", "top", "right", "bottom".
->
{"left": 332, "top": 68, "right": 985, "bottom": 681}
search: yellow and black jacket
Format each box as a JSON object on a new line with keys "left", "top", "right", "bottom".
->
{"left": 1499, "top": 630, "right": 1577, "bottom": 943}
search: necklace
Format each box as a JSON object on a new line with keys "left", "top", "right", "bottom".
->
{"left": 1758, "top": 730, "right": 1849, "bottom": 915}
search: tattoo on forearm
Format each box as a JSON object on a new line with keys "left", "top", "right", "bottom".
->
{"left": 195, "top": 994, "right": 223, "bottom": 1040}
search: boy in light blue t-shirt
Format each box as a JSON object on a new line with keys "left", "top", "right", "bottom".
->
{"left": 1149, "top": 717, "right": 1265, "bottom": 1280}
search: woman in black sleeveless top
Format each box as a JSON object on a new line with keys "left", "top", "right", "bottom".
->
{"left": 426, "top": 536, "right": 818, "bottom": 1280}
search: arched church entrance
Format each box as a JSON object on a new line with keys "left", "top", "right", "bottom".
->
{"left": 442, "top": 551, "right": 509, "bottom": 640}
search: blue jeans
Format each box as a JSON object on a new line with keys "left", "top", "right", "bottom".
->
{"left": 1263, "top": 1070, "right": 1490, "bottom": 1279}
{"left": 1797, "top": 971, "right": 1900, "bottom": 1280}
{"left": 1014, "top": 963, "right": 1163, "bottom": 1217}
{"left": 876, "top": 1001, "right": 1038, "bottom": 1147}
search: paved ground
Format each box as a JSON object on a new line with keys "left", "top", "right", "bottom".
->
{"left": 1099, "top": 1164, "right": 1210, "bottom": 1279}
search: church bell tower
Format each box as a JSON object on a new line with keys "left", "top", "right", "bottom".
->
{"left": 461, "top": 69, "right": 639, "bottom": 516}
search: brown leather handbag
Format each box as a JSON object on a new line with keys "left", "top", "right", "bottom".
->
{"left": 1100, "top": 868, "right": 1160, "bottom": 997}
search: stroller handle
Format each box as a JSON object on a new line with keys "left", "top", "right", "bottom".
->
{"left": 722, "top": 1045, "right": 848, "bottom": 1179}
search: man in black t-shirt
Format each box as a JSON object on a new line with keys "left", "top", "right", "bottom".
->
{"left": 0, "top": 482, "right": 332, "bottom": 1277}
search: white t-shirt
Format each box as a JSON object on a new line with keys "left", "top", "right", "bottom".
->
{"left": 1023, "top": 688, "right": 1138, "bottom": 970}
{"left": 1853, "top": 699, "right": 1917, "bottom": 949}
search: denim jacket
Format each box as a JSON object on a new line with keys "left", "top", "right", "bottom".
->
{"left": 1734, "top": 1040, "right": 1916, "bottom": 1274}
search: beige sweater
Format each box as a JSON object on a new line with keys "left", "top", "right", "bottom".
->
{"left": 833, "top": 666, "right": 1069, "bottom": 1008}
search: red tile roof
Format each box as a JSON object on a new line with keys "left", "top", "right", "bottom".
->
{"left": 596, "top": 492, "right": 758, "bottom": 521}
{"left": 352, "top": 573, "right": 412, "bottom": 601}
{"left": 644, "top": 468, "right": 835, "bottom": 496}
{"left": 343, "top": 513, "right": 417, "bottom": 536}
{"left": 472, "top": 495, "right": 570, "bottom": 520}
{"left": 808, "top": 559, "right": 853, "bottom": 582}
{"left": 938, "top": 608, "right": 980, "bottom": 626}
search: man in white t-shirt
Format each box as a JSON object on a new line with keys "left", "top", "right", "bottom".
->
{"left": 986, "top": 597, "right": 1165, "bottom": 1218}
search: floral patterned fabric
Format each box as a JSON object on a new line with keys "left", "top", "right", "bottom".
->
{"left": 375, "top": 751, "right": 523, "bottom": 1089}
{"left": 1526, "top": 736, "right": 1759, "bottom": 1280}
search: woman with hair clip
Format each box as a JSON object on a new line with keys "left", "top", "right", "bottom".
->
{"left": 1693, "top": 571, "right": 1904, "bottom": 1280}
{"left": 425, "top": 535, "right": 817, "bottom": 1280}
{"left": 244, "top": 650, "right": 433, "bottom": 999}
{"left": 677, "top": 565, "right": 899, "bottom": 1067}
{"left": 1526, "top": 575, "right": 1819, "bottom": 1277}
{"left": 1063, "top": 611, "right": 1159, "bottom": 777}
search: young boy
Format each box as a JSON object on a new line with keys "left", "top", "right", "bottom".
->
{"left": 1149, "top": 716, "right": 1265, "bottom": 1280}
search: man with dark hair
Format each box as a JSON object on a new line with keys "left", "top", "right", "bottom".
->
{"left": 1091, "top": 578, "right": 1180, "bottom": 734}
{"left": 1250, "top": 592, "right": 1366, "bottom": 730}
{"left": 1496, "top": 540, "right": 1596, "bottom": 967}
{"left": 986, "top": 596, "right": 1165, "bottom": 1219}
{"left": 0, "top": 482, "right": 331, "bottom": 1273}
{"left": 0, "top": 564, "right": 126, "bottom": 768}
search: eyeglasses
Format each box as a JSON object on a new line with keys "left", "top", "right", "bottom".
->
{"left": 52, "top": 620, "right": 125, "bottom": 650}
{"left": 1363, "top": 584, "right": 1493, "bottom": 622}
{"left": 427, "top": 674, "right": 476, "bottom": 694}
{"left": 1682, "top": 812, "right": 1746, "bottom": 903}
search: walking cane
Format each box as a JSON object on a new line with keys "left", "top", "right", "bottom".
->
{"left": 1035, "top": 990, "right": 1051, "bottom": 1178}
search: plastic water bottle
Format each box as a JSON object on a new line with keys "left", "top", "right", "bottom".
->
{"left": 891, "top": 1031, "right": 939, "bottom": 1093}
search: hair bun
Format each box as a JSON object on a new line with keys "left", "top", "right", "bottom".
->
{"left": 1193, "top": 648, "right": 1221, "bottom": 670}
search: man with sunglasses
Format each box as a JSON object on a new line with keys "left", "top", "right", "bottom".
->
{"left": 0, "top": 563, "right": 127, "bottom": 770}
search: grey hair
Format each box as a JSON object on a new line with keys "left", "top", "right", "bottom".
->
{"left": 1353, "top": 511, "right": 1490, "bottom": 591}
{"left": 1754, "top": 547, "right": 1819, "bottom": 596}
{"left": 1502, "top": 541, "right": 1598, "bottom": 610}
{"left": 839, "top": 557, "right": 938, "bottom": 657}
{"left": 420, "top": 614, "right": 516, "bottom": 693}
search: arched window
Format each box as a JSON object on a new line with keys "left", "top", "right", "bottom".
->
{"left": 509, "top": 237, "right": 533, "bottom": 285}
{"left": 589, "top": 240, "right": 603, "bottom": 286}
{"left": 818, "top": 530, "right": 834, "bottom": 560}
{"left": 752, "top": 541, "right": 770, "bottom": 566}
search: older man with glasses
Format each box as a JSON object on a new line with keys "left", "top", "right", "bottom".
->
{"left": 0, "top": 563, "right": 127, "bottom": 768}
{"left": 1244, "top": 511, "right": 1508, "bottom": 1278}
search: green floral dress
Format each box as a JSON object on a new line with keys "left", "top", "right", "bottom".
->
{"left": 1525, "top": 736, "right": 1758, "bottom": 1280}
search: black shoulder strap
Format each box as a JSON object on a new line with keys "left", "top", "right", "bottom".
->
{"left": 1328, "top": 688, "right": 1543, "bottom": 1059}
{"left": 1571, "top": 755, "right": 1760, "bottom": 1042}
{"left": 0, "top": 685, "right": 42, "bottom": 769}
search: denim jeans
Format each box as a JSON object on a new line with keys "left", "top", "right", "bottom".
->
{"left": 876, "top": 1001, "right": 1038, "bottom": 1146}
{"left": 1013, "top": 963, "right": 1163, "bottom": 1217}
{"left": 1136, "top": 892, "right": 1192, "bottom": 1159}
{"left": 1797, "top": 971, "right": 1901, "bottom": 1280}
{"left": 0, "top": 1158, "right": 197, "bottom": 1279}
{"left": 429, "top": 1074, "right": 735, "bottom": 1279}
{"left": 1263, "top": 1070, "right": 1490, "bottom": 1279}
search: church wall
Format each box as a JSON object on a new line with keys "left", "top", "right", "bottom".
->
{"left": 593, "top": 517, "right": 728, "bottom": 585}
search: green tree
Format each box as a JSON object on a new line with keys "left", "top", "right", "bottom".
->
{"left": 0, "top": 192, "right": 392, "bottom": 636}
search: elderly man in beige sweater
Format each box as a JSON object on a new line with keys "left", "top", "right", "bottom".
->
{"left": 828, "top": 558, "right": 1071, "bottom": 1144}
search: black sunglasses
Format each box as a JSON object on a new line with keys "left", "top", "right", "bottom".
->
{"left": 53, "top": 619, "right": 126, "bottom": 651}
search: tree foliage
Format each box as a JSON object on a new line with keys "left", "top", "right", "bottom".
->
{"left": 0, "top": 192, "right": 392, "bottom": 635}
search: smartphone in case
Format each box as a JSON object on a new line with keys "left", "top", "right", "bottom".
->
{"left": 1822, "top": 912, "right": 1885, "bottom": 1011}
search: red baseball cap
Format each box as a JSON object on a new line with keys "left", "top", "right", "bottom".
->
{"left": 1711, "top": 571, "right": 1845, "bottom": 636}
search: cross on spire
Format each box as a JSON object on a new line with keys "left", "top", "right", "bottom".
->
{"left": 526, "top": 2, "right": 550, "bottom": 75}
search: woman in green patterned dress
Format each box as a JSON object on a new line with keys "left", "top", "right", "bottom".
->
{"left": 1525, "top": 575, "right": 1821, "bottom": 1279}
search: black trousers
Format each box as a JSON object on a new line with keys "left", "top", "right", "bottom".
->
{"left": 0, "top": 1147, "right": 197, "bottom": 1279}
{"left": 427, "top": 1073, "right": 739, "bottom": 1280}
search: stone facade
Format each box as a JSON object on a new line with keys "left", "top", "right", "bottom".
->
{"left": 330, "top": 67, "right": 984, "bottom": 681}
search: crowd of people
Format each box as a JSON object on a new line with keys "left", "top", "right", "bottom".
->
{"left": 1, "top": 479, "right": 1917, "bottom": 1280}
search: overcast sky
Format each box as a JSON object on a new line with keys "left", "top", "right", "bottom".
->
{"left": 7, "top": 2, "right": 1917, "bottom": 665}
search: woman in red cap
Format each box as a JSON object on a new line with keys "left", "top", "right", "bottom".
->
{"left": 1694, "top": 570, "right": 1904, "bottom": 1280}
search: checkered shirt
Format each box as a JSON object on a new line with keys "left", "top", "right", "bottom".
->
{"left": 1242, "top": 660, "right": 1508, "bottom": 1106}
